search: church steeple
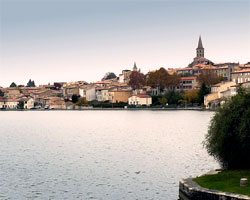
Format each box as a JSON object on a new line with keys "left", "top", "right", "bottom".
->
{"left": 196, "top": 35, "right": 204, "bottom": 58}
{"left": 133, "top": 62, "right": 137, "bottom": 71}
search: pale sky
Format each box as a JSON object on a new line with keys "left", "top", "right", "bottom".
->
{"left": 0, "top": 0, "right": 250, "bottom": 87}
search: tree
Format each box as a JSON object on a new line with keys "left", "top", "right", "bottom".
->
{"left": 26, "top": 79, "right": 36, "bottom": 87}
{"left": 0, "top": 89, "right": 4, "bottom": 97}
{"left": 146, "top": 68, "right": 170, "bottom": 92}
{"left": 17, "top": 101, "right": 24, "bottom": 109}
{"left": 76, "top": 97, "right": 88, "bottom": 105}
{"left": 147, "top": 68, "right": 181, "bottom": 92}
{"left": 198, "top": 82, "right": 210, "bottom": 105}
{"left": 10, "top": 82, "right": 17, "bottom": 87}
{"left": 158, "top": 97, "right": 168, "bottom": 106}
{"left": 71, "top": 94, "right": 79, "bottom": 104}
{"left": 198, "top": 70, "right": 221, "bottom": 87}
{"left": 165, "top": 90, "right": 183, "bottom": 105}
{"left": 204, "top": 87, "right": 250, "bottom": 169}
{"left": 167, "top": 73, "right": 181, "bottom": 90}
{"left": 102, "top": 72, "right": 117, "bottom": 81}
{"left": 184, "top": 89, "right": 199, "bottom": 104}
{"left": 128, "top": 71, "right": 146, "bottom": 90}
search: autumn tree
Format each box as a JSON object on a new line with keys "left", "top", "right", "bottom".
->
{"left": 198, "top": 69, "right": 221, "bottom": 87}
{"left": 158, "top": 97, "right": 168, "bottom": 106}
{"left": 76, "top": 97, "right": 88, "bottom": 105}
{"left": 128, "top": 71, "right": 146, "bottom": 90}
{"left": 184, "top": 89, "right": 199, "bottom": 104}
{"left": 167, "top": 73, "right": 181, "bottom": 89}
{"left": 147, "top": 68, "right": 180, "bottom": 92}
{"left": 146, "top": 68, "right": 170, "bottom": 92}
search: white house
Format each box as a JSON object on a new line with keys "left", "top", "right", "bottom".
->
{"left": 128, "top": 94, "right": 152, "bottom": 106}
{"left": 23, "top": 97, "right": 35, "bottom": 109}
{"left": 0, "top": 98, "right": 18, "bottom": 109}
{"left": 79, "top": 84, "right": 96, "bottom": 101}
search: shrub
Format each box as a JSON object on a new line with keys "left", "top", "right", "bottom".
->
{"left": 204, "top": 87, "right": 250, "bottom": 169}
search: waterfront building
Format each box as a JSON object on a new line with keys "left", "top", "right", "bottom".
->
{"left": 79, "top": 84, "right": 96, "bottom": 101}
{"left": 108, "top": 88, "right": 132, "bottom": 103}
{"left": 204, "top": 81, "right": 236, "bottom": 109}
{"left": 128, "top": 94, "right": 152, "bottom": 106}
{"left": 0, "top": 98, "right": 19, "bottom": 109}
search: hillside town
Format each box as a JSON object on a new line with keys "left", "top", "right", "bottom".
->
{"left": 1, "top": 36, "right": 250, "bottom": 110}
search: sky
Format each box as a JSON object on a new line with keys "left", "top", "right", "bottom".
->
{"left": 0, "top": 0, "right": 250, "bottom": 87}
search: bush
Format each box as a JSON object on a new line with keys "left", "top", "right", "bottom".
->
{"left": 204, "top": 87, "right": 250, "bottom": 169}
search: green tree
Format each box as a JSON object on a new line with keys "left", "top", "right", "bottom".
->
{"left": 198, "top": 82, "right": 210, "bottom": 105}
{"left": 26, "top": 79, "right": 36, "bottom": 87}
{"left": 17, "top": 101, "right": 24, "bottom": 109}
{"left": 72, "top": 94, "right": 79, "bottom": 104}
{"left": 158, "top": 97, "right": 168, "bottom": 107}
{"left": 10, "top": 82, "right": 17, "bottom": 87}
{"left": 0, "top": 89, "right": 4, "bottom": 97}
{"left": 204, "top": 87, "right": 250, "bottom": 169}
{"left": 165, "top": 90, "right": 183, "bottom": 105}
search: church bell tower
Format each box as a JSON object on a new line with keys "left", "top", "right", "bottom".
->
{"left": 196, "top": 35, "right": 204, "bottom": 58}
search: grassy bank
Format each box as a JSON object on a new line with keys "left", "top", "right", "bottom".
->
{"left": 193, "top": 170, "right": 250, "bottom": 196}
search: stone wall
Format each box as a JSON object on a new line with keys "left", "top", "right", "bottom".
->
{"left": 179, "top": 178, "right": 250, "bottom": 200}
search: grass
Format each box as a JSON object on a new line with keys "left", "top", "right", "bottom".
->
{"left": 193, "top": 170, "right": 250, "bottom": 196}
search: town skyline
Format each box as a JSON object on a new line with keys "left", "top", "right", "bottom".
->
{"left": 1, "top": 0, "right": 250, "bottom": 87}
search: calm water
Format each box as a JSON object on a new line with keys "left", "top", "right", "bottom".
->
{"left": 0, "top": 110, "right": 219, "bottom": 200}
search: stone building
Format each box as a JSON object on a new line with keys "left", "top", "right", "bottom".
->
{"left": 188, "top": 36, "right": 214, "bottom": 68}
{"left": 231, "top": 69, "right": 250, "bottom": 84}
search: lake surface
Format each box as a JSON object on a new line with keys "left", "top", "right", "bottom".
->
{"left": 0, "top": 110, "right": 219, "bottom": 200}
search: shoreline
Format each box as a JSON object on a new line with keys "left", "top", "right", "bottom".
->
{"left": 0, "top": 107, "right": 209, "bottom": 111}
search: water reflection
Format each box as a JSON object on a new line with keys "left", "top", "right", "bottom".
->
{"left": 0, "top": 110, "right": 219, "bottom": 200}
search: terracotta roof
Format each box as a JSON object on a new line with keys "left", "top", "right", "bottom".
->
{"left": 180, "top": 76, "right": 197, "bottom": 80}
{"left": 135, "top": 94, "right": 151, "bottom": 98}
{"left": 232, "top": 69, "right": 250, "bottom": 74}
{"left": 176, "top": 68, "right": 193, "bottom": 71}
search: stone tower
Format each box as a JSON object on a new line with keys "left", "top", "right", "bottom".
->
{"left": 133, "top": 62, "right": 138, "bottom": 71}
{"left": 196, "top": 35, "right": 204, "bottom": 58}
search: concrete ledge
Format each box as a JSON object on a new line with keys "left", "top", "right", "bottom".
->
{"left": 179, "top": 176, "right": 250, "bottom": 200}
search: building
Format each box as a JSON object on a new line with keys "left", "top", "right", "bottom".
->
{"left": 204, "top": 81, "right": 236, "bottom": 109}
{"left": 96, "top": 87, "right": 110, "bottom": 102}
{"left": 62, "top": 85, "right": 79, "bottom": 99}
{"left": 79, "top": 84, "right": 96, "bottom": 101}
{"left": 231, "top": 69, "right": 250, "bottom": 84}
{"left": 188, "top": 36, "right": 214, "bottom": 68}
{"left": 22, "top": 97, "right": 35, "bottom": 109}
{"left": 5, "top": 88, "right": 21, "bottom": 98}
{"left": 0, "top": 98, "right": 19, "bottom": 109}
{"left": 176, "top": 77, "right": 199, "bottom": 91}
{"left": 128, "top": 94, "right": 152, "bottom": 106}
{"left": 108, "top": 88, "right": 132, "bottom": 103}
